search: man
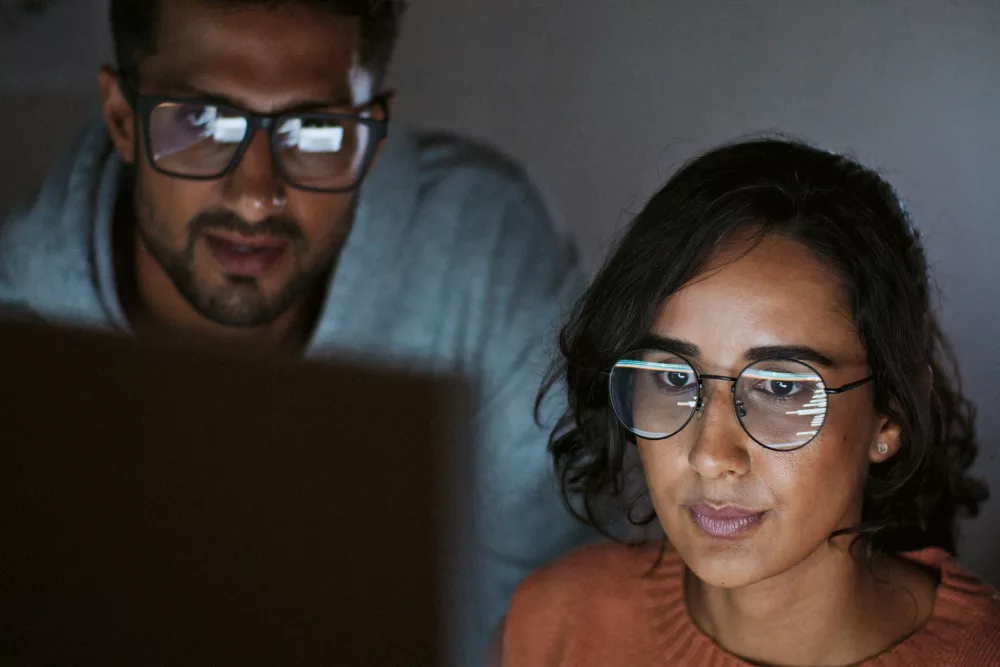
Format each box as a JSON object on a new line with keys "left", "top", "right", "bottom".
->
{"left": 0, "top": 0, "right": 594, "bottom": 661}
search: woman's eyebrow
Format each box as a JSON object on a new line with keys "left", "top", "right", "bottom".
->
{"left": 636, "top": 336, "right": 838, "bottom": 368}
{"left": 745, "top": 344, "right": 837, "bottom": 368}
{"left": 635, "top": 334, "right": 700, "bottom": 358}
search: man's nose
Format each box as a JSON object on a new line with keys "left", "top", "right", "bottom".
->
{"left": 223, "top": 131, "right": 287, "bottom": 224}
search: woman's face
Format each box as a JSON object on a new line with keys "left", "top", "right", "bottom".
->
{"left": 638, "top": 233, "right": 898, "bottom": 589}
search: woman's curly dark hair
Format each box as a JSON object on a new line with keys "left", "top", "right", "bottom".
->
{"left": 543, "top": 138, "right": 987, "bottom": 555}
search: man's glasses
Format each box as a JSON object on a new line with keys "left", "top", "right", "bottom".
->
{"left": 608, "top": 350, "right": 873, "bottom": 451}
{"left": 118, "top": 78, "right": 389, "bottom": 193}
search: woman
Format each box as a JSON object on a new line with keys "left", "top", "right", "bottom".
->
{"left": 501, "top": 139, "right": 1000, "bottom": 666}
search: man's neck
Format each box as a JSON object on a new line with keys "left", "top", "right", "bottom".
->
{"left": 685, "top": 539, "right": 936, "bottom": 666}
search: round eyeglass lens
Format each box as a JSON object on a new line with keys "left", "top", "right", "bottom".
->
{"left": 735, "top": 359, "right": 828, "bottom": 450}
{"left": 610, "top": 351, "right": 699, "bottom": 439}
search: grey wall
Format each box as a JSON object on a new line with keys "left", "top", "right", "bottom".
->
{"left": 0, "top": 0, "right": 108, "bottom": 91}
{"left": 2, "top": 1, "right": 998, "bottom": 583}
{"left": 0, "top": 0, "right": 107, "bottom": 212}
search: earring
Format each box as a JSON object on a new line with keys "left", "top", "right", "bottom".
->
{"left": 877, "top": 442, "right": 889, "bottom": 455}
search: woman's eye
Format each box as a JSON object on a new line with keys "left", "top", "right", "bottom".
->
{"left": 765, "top": 380, "right": 798, "bottom": 396}
{"left": 654, "top": 370, "right": 695, "bottom": 389}
{"left": 668, "top": 371, "right": 693, "bottom": 387}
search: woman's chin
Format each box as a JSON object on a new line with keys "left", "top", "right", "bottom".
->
{"left": 666, "top": 520, "right": 776, "bottom": 589}
{"left": 684, "top": 552, "right": 765, "bottom": 589}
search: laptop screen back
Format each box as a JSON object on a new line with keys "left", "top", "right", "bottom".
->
{"left": 0, "top": 322, "right": 473, "bottom": 667}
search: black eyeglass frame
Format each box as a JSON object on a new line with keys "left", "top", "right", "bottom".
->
{"left": 607, "top": 350, "right": 874, "bottom": 451}
{"left": 117, "top": 76, "right": 390, "bottom": 194}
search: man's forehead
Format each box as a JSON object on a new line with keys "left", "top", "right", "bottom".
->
{"left": 142, "top": 0, "right": 368, "bottom": 111}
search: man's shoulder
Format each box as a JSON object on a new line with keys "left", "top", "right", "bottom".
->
{"left": 406, "top": 129, "right": 554, "bottom": 223}
{"left": 0, "top": 196, "right": 67, "bottom": 304}
{"left": 384, "top": 129, "right": 580, "bottom": 301}
{"left": 0, "top": 195, "right": 106, "bottom": 322}
{"left": 412, "top": 130, "right": 530, "bottom": 186}
{"left": 0, "top": 118, "right": 114, "bottom": 321}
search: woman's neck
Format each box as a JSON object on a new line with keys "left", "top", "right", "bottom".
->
{"left": 685, "top": 540, "right": 937, "bottom": 666}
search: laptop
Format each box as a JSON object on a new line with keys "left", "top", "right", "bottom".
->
{"left": 0, "top": 321, "right": 474, "bottom": 667}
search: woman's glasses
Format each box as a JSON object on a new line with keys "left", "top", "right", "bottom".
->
{"left": 118, "top": 77, "right": 388, "bottom": 194}
{"left": 608, "top": 350, "right": 873, "bottom": 451}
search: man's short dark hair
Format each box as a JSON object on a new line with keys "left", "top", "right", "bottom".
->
{"left": 111, "top": 0, "right": 406, "bottom": 85}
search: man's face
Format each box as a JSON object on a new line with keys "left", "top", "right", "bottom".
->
{"left": 105, "top": 0, "right": 382, "bottom": 327}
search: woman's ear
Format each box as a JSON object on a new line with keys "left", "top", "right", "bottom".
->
{"left": 870, "top": 416, "right": 902, "bottom": 463}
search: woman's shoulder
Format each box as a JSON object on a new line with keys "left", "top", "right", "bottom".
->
{"left": 502, "top": 540, "right": 684, "bottom": 664}
{"left": 905, "top": 548, "right": 1000, "bottom": 614}
{"left": 513, "top": 540, "right": 673, "bottom": 602}
{"left": 935, "top": 551, "right": 1000, "bottom": 633}
{"left": 894, "top": 548, "right": 1000, "bottom": 663}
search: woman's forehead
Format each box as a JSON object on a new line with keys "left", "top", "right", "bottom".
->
{"left": 652, "top": 235, "right": 864, "bottom": 367}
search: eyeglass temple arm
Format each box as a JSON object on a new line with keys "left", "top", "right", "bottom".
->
{"left": 825, "top": 376, "right": 874, "bottom": 395}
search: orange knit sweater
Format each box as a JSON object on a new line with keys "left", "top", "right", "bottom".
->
{"left": 504, "top": 542, "right": 1000, "bottom": 666}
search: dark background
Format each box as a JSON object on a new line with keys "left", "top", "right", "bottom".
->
{"left": 1, "top": 0, "right": 997, "bottom": 585}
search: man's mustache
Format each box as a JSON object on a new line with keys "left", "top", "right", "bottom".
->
{"left": 188, "top": 210, "right": 305, "bottom": 243}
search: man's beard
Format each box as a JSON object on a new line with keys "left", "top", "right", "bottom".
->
{"left": 137, "top": 207, "right": 333, "bottom": 328}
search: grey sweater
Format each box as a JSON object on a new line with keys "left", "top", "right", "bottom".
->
{"left": 0, "top": 118, "right": 596, "bottom": 663}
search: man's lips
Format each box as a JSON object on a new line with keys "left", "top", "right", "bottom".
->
{"left": 205, "top": 230, "right": 288, "bottom": 250}
{"left": 204, "top": 232, "right": 290, "bottom": 278}
{"left": 686, "top": 503, "right": 767, "bottom": 539}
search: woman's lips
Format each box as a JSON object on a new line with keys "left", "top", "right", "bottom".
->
{"left": 687, "top": 504, "right": 766, "bottom": 539}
